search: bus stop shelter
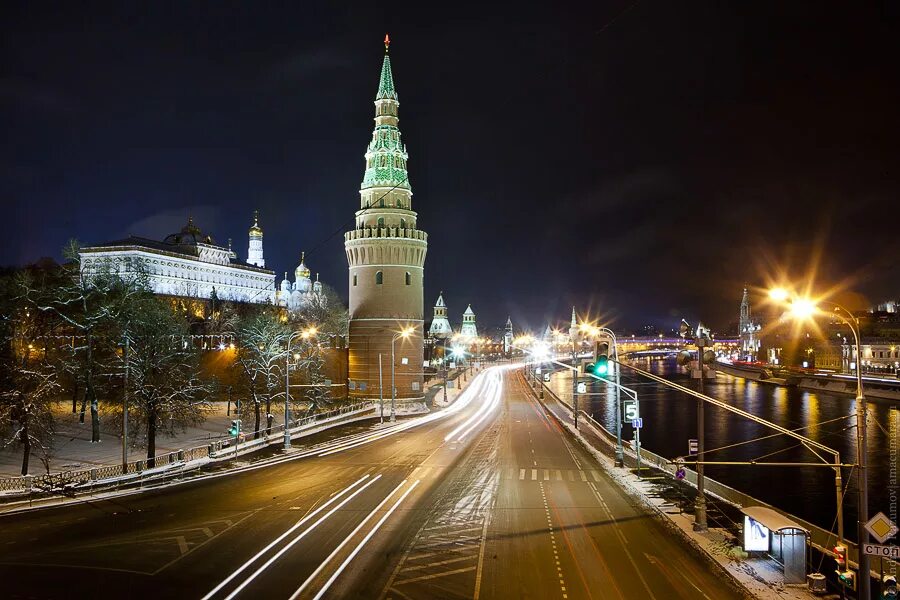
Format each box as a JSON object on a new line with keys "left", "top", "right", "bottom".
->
{"left": 741, "top": 506, "right": 810, "bottom": 584}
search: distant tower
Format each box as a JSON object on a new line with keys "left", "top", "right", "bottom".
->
{"left": 739, "top": 287, "right": 761, "bottom": 360}
{"left": 503, "top": 317, "right": 514, "bottom": 353}
{"left": 739, "top": 287, "right": 751, "bottom": 333}
{"left": 460, "top": 304, "right": 478, "bottom": 338}
{"left": 429, "top": 292, "right": 452, "bottom": 339}
{"left": 568, "top": 306, "right": 579, "bottom": 345}
{"left": 345, "top": 35, "right": 427, "bottom": 402}
{"left": 247, "top": 210, "right": 265, "bottom": 267}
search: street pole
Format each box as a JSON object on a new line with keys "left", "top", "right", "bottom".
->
{"left": 122, "top": 336, "right": 129, "bottom": 473}
{"left": 694, "top": 337, "right": 708, "bottom": 532}
{"left": 284, "top": 341, "right": 292, "bottom": 451}
{"left": 443, "top": 368, "right": 447, "bottom": 404}
{"left": 846, "top": 314, "right": 870, "bottom": 599}
{"left": 379, "top": 353, "right": 384, "bottom": 423}
{"left": 390, "top": 338, "right": 396, "bottom": 422}
{"left": 611, "top": 335, "right": 624, "bottom": 468}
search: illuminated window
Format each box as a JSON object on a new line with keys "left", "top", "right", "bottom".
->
{"left": 405, "top": 272, "right": 411, "bottom": 285}
{"left": 375, "top": 271, "right": 383, "bottom": 285}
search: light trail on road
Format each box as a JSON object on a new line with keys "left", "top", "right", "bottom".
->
{"left": 200, "top": 474, "right": 373, "bottom": 600}
{"left": 308, "top": 479, "right": 422, "bottom": 600}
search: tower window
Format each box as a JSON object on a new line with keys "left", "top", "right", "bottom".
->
{"left": 375, "top": 271, "right": 383, "bottom": 285}
{"left": 377, "top": 217, "right": 385, "bottom": 228}
{"left": 405, "top": 272, "right": 411, "bottom": 285}
{"left": 400, "top": 218, "right": 406, "bottom": 229}
{"left": 353, "top": 274, "right": 357, "bottom": 286}
{"left": 379, "top": 198, "right": 385, "bottom": 207}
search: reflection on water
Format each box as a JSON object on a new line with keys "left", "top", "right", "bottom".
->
{"left": 548, "top": 357, "right": 897, "bottom": 532}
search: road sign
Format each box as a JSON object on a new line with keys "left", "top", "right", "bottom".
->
{"left": 576, "top": 381, "right": 587, "bottom": 394}
{"left": 675, "top": 468, "right": 686, "bottom": 480}
{"left": 623, "top": 400, "right": 638, "bottom": 421}
{"left": 865, "top": 512, "right": 898, "bottom": 544}
{"left": 863, "top": 543, "right": 900, "bottom": 559}
{"left": 688, "top": 439, "right": 699, "bottom": 455}
{"left": 632, "top": 418, "right": 643, "bottom": 429}
{"left": 543, "top": 373, "right": 551, "bottom": 382}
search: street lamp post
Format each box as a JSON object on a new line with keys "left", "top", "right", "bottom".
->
{"left": 391, "top": 328, "right": 413, "bottom": 423}
{"left": 771, "top": 289, "right": 868, "bottom": 596}
{"left": 284, "top": 327, "right": 316, "bottom": 451}
{"left": 829, "top": 304, "right": 869, "bottom": 597}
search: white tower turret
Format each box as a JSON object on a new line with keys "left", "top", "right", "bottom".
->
{"left": 460, "top": 304, "right": 478, "bottom": 338}
{"left": 429, "top": 292, "right": 452, "bottom": 339}
{"left": 247, "top": 210, "right": 265, "bottom": 268}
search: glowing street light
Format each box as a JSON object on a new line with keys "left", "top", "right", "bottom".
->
{"left": 768, "top": 287, "right": 790, "bottom": 303}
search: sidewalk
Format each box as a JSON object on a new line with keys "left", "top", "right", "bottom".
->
{"left": 1, "top": 401, "right": 296, "bottom": 477}
{"left": 1, "top": 368, "right": 485, "bottom": 478}
{"left": 525, "top": 371, "right": 836, "bottom": 600}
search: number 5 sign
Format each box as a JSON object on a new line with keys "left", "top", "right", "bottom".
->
{"left": 623, "top": 400, "right": 638, "bottom": 421}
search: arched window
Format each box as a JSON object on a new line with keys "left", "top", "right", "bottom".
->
{"left": 400, "top": 218, "right": 406, "bottom": 229}
{"left": 405, "top": 272, "right": 411, "bottom": 286}
{"left": 379, "top": 198, "right": 385, "bottom": 207}
{"left": 377, "top": 217, "right": 385, "bottom": 228}
{"left": 353, "top": 274, "right": 358, "bottom": 286}
{"left": 375, "top": 271, "right": 383, "bottom": 285}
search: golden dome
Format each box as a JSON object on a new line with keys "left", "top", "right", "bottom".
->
{"left": 249, "top": 210, "right": 263, "bottom": 236}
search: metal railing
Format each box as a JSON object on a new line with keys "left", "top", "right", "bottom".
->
{"left": 0, "top": 401, "right": 375, "bottom": 498}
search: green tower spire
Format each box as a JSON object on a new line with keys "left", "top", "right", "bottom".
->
{"left": 361, "top": 34, "right": 410, "bottom": 192}
{"left": 376, "top": 34, "right": 398, "bottom": 101}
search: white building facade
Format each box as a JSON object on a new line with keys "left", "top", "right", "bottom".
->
{"left": 79, "top": 217, "right": 276, "bottom": 303}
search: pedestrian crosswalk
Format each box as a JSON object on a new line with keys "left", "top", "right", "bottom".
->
{"left": 309, "top": 464, "right": 605, "bottom": 485}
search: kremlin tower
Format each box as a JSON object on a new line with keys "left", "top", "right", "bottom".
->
{"left": 429, "top": 292, "right": 452, "bottom": 339}
{"left": 345, "top": 36, "right": 428, "bottom": 402}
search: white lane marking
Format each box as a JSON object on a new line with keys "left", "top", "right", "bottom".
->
{"left": 307, "top": 480, "right": 421, "bottom": 600}
{"left": 519, "top": 468, "right": 526, "bottom": 480}
{"left": 531, "top": 469, "right": 537, "bottom": 481}
{"left": 580, "top": 471, "right": 587, "bottom": 482}
{"left": 543, "top": 469, "right": 550, "bottom": 481}
{"left": 290, "top": 479, "right": 408, "bottom": 598}
{"left": 222, "top": 475, "right": 382, "bottom": 600}
{"left": 201, "top": 474, "right": 371, "bottom": 600}
{"left": 556, "top": 470, "right": 563, "bottom": 481}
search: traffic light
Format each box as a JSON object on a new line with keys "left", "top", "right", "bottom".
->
{"left": 884, "top": 574, "right": 898, "bottom": 598}
{"left": 585, "top": 341, "right": 610, "bottom": 377}
{"left": 833, "top": 544, "right": 847, "bottom": 569}
{"left": 228, "top": 419, "right": 241, "bottom": 436}
{"left": 837, "top": 569, "right": 856, "bottom": 591}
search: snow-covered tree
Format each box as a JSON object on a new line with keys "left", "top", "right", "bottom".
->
{"left": 123, "top": 295, "right": 210, "bottom": 466}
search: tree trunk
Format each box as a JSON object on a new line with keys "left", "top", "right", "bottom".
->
{"left": 254, "top": 400, "right": 261, "bottom": 440}
{"left": 86, "top": 382, "right": 100, "bottom": 443}
{"left": 147, "top": 401, "right": 157, "bottom": 468}
{"left": 19, "top": 414, "right": 30, "bottom": 476}
{"left": 71, "top": 379, "right": 79, "bottom": 413}
{"left": 79, "top": 392, "right": 87, "bottom": 423}
{"left": 265, "top": 396, "right": 273, "bottom": 435}
{"left": 85, "top": 328, "right": 100, "bottom": 442}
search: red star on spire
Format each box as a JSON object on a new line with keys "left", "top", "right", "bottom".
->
{"left": 384, "top": 33, "right": 390, "bottom": 51}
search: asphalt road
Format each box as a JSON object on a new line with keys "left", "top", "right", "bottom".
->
{"left": 0, "top": 366, "right": 744, "bottom": 599}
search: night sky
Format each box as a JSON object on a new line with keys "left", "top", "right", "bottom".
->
{"left": 4, "top": 2, "right": 898, "bottom": 333}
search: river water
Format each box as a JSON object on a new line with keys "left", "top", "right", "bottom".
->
{"left": 548, "top": 357, "right": 899, "bottom": 538}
